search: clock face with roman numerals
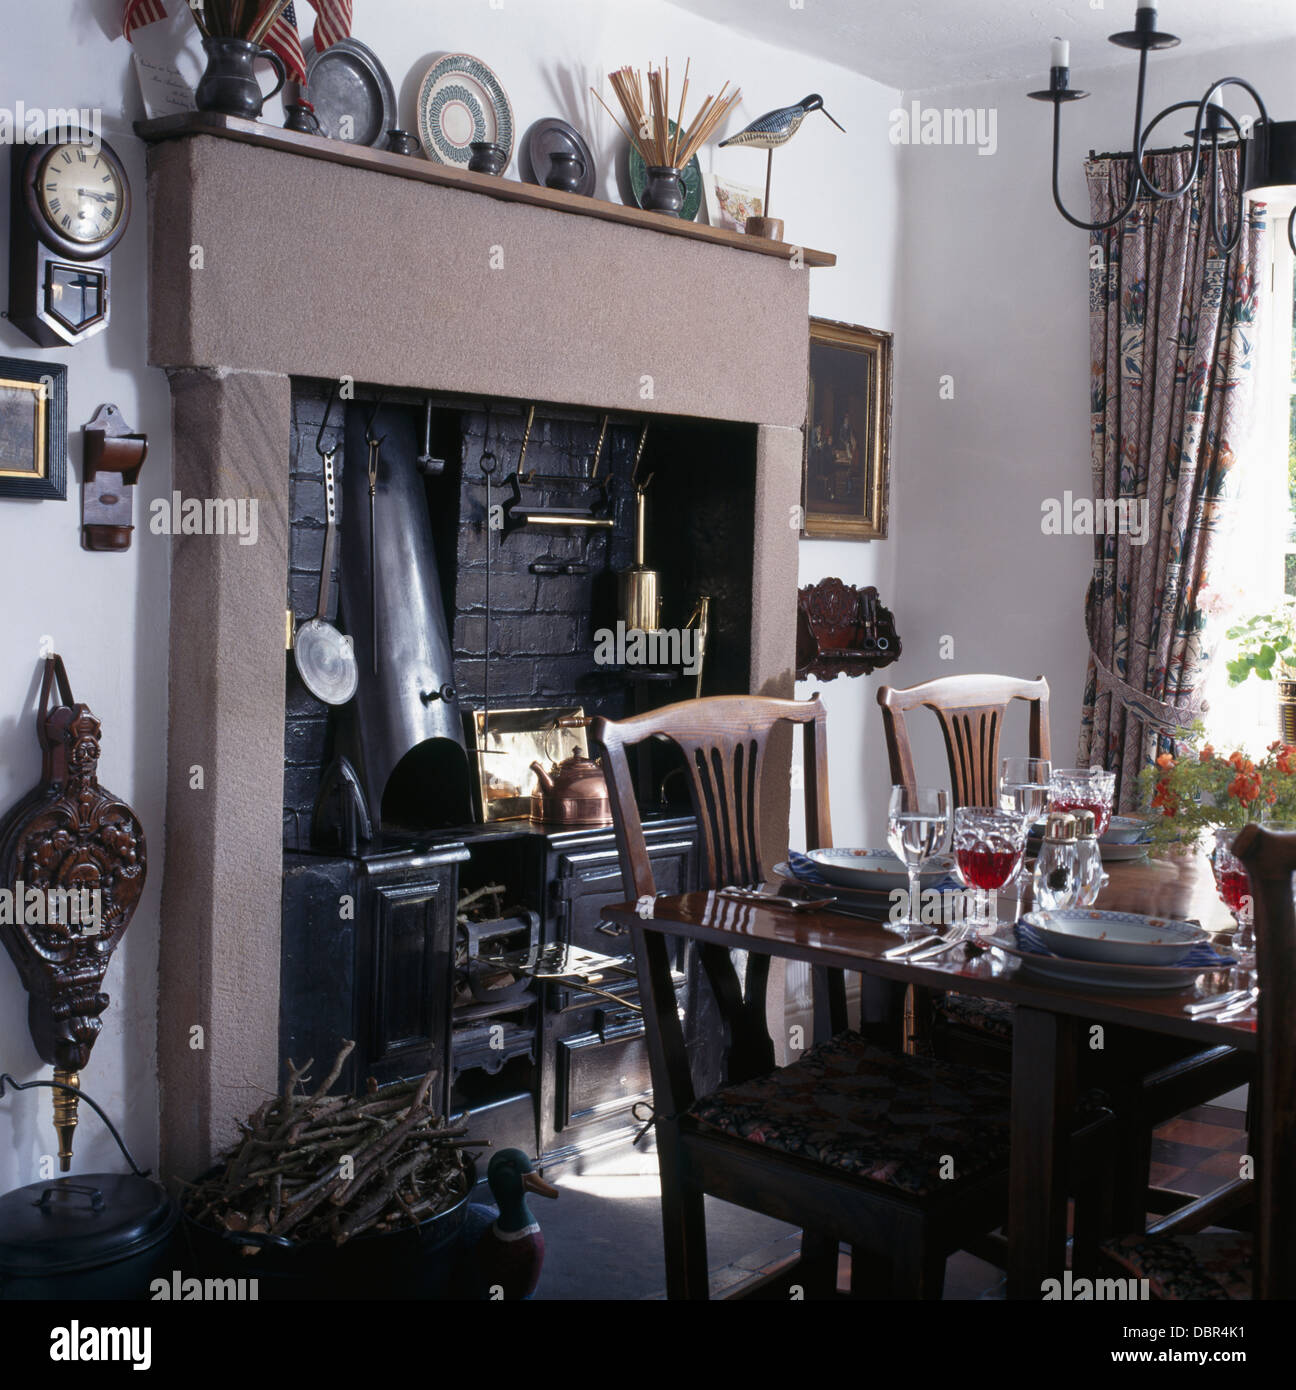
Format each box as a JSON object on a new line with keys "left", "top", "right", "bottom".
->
{"left": 38, "top": 142, "right": 124, "bottom": 246}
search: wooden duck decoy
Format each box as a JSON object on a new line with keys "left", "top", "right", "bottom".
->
{"left": 456, "top": 1149, "right": 559, "bottom": 1300}
{"left": 718, "top": 94, "right": 845, "bottom": 240}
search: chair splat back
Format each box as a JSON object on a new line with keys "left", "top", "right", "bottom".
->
{"left": 590, "top": 695, "right": 834, "bottom": 1114}
{"left": 1233, "top": 823, "right": 1296, "bottom": 1299}
{"left": 877, "top": 673, "right": 1051, "bottom": 809}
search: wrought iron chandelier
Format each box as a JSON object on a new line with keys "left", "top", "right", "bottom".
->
{"left": 1029, "top": 2, "right": 1296, "bottom": 253}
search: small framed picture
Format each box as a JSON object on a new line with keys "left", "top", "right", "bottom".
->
{"left": 0, "top": 357, "right": 67, "bottom": 500}
{"left": 801, "top": 319, "right": 892, "bottom": 541}
{"left": 703, "top": 173, "right": 765, "bottom": 232}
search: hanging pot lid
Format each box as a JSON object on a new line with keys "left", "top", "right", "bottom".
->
{"left": 0, "top": 1173, "right": 175, "bottom": 1277}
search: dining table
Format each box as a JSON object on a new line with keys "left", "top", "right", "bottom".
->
{"left": 604, "top": 852, "right": 1254, "bottom": 1299}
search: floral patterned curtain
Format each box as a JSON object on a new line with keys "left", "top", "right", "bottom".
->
{"left": 1077, "top": 146, "right": 1267, "bottom": 807}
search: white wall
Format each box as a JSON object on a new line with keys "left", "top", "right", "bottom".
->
{"left": 0, "top": 0, "right": 173, "bottom": 1191}
{"left": 887, "top": 33, "right": 1296, "bottom": 839}
{"left": 0, "top": 1, "right": 901, "bottom": 1190}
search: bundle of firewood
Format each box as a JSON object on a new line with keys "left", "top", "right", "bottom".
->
{"left": 183, "top": 1042, "right": 483, "bottom": 1249}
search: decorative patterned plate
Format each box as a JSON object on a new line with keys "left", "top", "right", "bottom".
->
{"left": 304, "top": 37, "right": 396, "bottom": 147}
{"left": 1101, "top": 840, "right": 1152, "bottom": 862}
{"left": 1021, "top": 908, "right": 1206, "bottom": 966}
{"left": 986, "top": 929, "right": 1216, "bottom": 993}
{"left": 417, "top": 53, "right": 514, "bottom": 168}
{"left": 520, "top": 117, "right": 597, "bottom": 196}
{"left": 628, "top": 121, "right": 702, "bottom": 221}
{"left": 803, "top": 848, "right": 957, "bottom": 893}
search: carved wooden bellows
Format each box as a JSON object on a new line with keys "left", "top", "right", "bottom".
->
{"left": 0, "top": 656, "right": 146, "bottom": 1168}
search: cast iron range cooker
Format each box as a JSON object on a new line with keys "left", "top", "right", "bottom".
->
{"left": 280, "top": 391, "right": 719, "bottom": 1169}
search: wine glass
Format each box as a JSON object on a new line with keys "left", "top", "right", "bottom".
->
{"left": 953, "top": 806, "right": 1028, "bottom": 934}
{"left": 1049, "top": 767, "right": 1116, "bottom": 835}
{"left": 886, "top": 785, "right": 950, "bottom": 939}
{"left": 999, "top": 756, "right": 1052, "bottom": 829}
{"left": 1211, "top": 826, "right": 1255, "bottom": 971}
{"left": 1000, "top": 756, "right": 1051, "bottom": 920}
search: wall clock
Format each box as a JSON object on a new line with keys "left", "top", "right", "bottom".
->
{"left": 8, "top": 130, "right": 131, "bottom": 347}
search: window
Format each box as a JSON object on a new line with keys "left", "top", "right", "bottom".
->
{"left": 1202, "top": 206, "right": 1296, "bottom": 752}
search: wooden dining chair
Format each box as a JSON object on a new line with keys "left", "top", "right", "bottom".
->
{"left": 590, "top": 694, "right": 1026, "bottom": 1299}
{"left": 876, "top": 672, "right": 1252, "bottom": 1250}
{"left": 1098, "top": 822, "right": 1296, "bottom": 1298}
{"left": 877, "top": 672, "right": 1051, "bottom": 810}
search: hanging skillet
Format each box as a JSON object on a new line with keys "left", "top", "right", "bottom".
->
{"left": 294, "top": 448, "right": 358, "bottom": 705}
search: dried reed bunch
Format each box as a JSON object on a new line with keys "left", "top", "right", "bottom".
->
{"left": 190, "top": 1, "right": 296, "bottom": 43}
{"left": 592, "top": 60, "right": 742, "bottom": 170}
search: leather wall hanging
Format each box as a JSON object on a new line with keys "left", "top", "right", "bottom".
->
{"left": 0, "top": 656, "right": 146, "bottom": 1169}
{"left": 796, "top": 577, "right": 901, "bottom": 681}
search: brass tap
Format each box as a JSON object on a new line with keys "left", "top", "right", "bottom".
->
{"left": 52, "top": 1068, "right": 80, "bottom": 1172}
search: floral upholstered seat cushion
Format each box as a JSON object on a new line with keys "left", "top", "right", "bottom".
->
{"left": 932, "top": 992, "right": 1015, "bottom": 1042}
{"left": 687, "top": 1030, "right": 1011, "bottom": 1198}
{"left": 1101, "top": 1232, "right": 1253, "bottom": 1301}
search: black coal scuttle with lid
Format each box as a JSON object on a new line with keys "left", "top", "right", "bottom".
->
{"left": 0, "top": 1076, "right": 176, "bottom": 1300}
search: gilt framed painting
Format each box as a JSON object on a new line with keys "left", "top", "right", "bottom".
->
{"left": 801, "top": 319, "right": 892, "bottom": 540}
{"left": 0, "top": 357, "right": 66, "bottom": 500}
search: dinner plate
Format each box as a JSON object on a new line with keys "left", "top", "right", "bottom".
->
{"left": 521, "top": 117, "right": 597, "bottom": 196}
{"left": 628, "top": 121, "right": 702, "bottom": 221}
{"left": 1102, "top": 813, "right": 1156, "bottom": 846}
{"left": 304, "top": 37, "right": 396, "bottom": 147}
{"left": 1021, "top": 908, "right": 1206, "bottom": 966}
{"left": 1101, "top": 840, "right": 1152, "bottom": 862}
{"left": 986, "top": 930, "right": 1208, "bottom": 992}
{"left": 802, "top": 847, "right": 958, "bottom": 892}
{"left": 417, "top": 53, "right": 515, "bottom": 168}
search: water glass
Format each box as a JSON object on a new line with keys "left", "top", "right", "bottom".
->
{"left": 886, "top": 785, "right": 950, "bottom": 938}
{"left": 1049, "top": 767, "right": 1116, "bottom": 835}
{"left": 952, "top": 806, "right": 1028, "bottom": 933}
{"left": 999, "top": 756, "right": 1052, "bottom": 829}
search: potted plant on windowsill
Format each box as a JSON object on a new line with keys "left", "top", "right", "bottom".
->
{"left": 1224, "top": 601, "right": 1296, "bottom": 743}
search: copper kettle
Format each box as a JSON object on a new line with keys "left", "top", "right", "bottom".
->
{"left": 530, "top": 721, "right": 611, "bottom": 827}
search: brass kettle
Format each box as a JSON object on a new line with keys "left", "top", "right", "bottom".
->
{"left": 530, "top": 739, "right": 611, "bottom": 828}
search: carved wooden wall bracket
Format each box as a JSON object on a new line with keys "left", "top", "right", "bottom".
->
{"left": 0, "top": 656, "right": 146, "bottom": 1166}
{"left": 796, "top": 577, "right": 901, "bottom": 681}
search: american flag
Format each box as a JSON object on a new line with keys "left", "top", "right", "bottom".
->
{"left": 122, "top": 4, "right": 351, "bottom": 71}
{"left": 263, "top": 3, "right": 307, "bottom": 84}
{"left": 123, "top": 0, "right": 167, "bottom": 40}
{"left": 308, "top": 1, "right": 352, "bottom": 53}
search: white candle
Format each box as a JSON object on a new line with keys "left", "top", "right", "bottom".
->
{"left": 1051, "top": 37, "right": 1070, "bottom": 69}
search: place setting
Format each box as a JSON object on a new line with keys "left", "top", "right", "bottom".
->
{"left": 770, "top": 754, "right": 1251, "bottom": 1007}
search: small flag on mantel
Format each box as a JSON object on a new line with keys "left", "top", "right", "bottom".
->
{"left": 263, "top": 3, "right": 306, "bottom": 84}
{"left": 123, "top": 3, "right": 352, "bottom": 74}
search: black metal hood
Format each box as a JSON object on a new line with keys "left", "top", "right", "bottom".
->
{"left": 339, "top": 403, "right": 470, "bottom": 829}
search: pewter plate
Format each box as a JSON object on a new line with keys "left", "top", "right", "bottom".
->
{"left": 521, "top": 117, "right": 597, "bottom": 196}
{"left": 304, "top": 37, "right": 396, "bottom": 148}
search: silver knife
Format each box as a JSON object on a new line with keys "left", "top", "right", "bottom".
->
{"left": 882, "top": 934, "right": 941, "bottom": 959}
{"left": 1183, "top": 989, "right": 1250, "bottom": 1016}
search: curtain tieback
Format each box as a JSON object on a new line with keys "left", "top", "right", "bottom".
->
{"left": 1089, "top": 648, "right": 1208, "bottom": 735}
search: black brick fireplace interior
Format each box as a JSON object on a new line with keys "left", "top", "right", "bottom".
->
{"left": 280, "top": 380, "right": 752, "bottom": 1168}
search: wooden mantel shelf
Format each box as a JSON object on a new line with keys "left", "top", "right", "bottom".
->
{"left": 135, "top": 111, "right": 837, "bottom": 269}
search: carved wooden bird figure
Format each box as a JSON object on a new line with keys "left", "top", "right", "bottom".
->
{"left": 718, "top": 93, "right": 846, "bottom": 150}
{"left": 456, "top": 1149, "right": 559, "bottom": 1300}
{"left": 718, "top": 95, "right": 844, "bottom": 226}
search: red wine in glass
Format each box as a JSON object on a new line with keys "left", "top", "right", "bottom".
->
{"left": 1050, "top": 796, "right": 1112, "bottom": 835}
{"left": 1213, "top": 866, "right": 1250, "bottom": 916}
{"left": 956, "top": 846, "right": 1022, "bottom": 891}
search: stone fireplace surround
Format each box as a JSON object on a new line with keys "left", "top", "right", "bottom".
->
{"left": 142, "top": 116, "right": 825, "bottom": 1181}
